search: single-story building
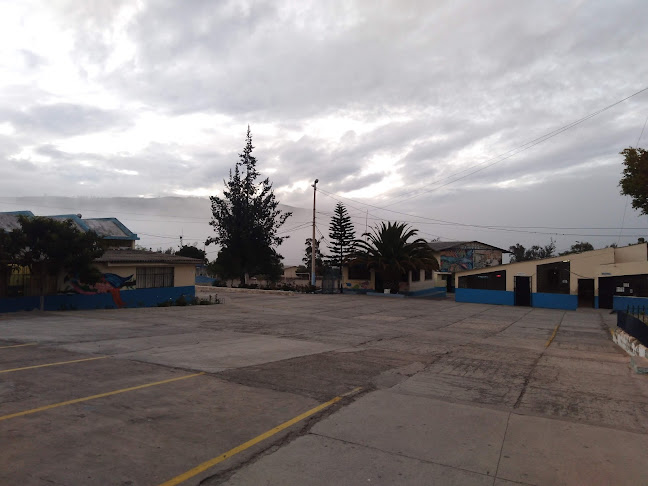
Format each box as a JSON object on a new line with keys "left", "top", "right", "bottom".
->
{"left": 455, "top": 243, "right": 648, "bottom": 311}
{"left": 342, "top": 240, "right": 506, "bottom": 296}
{"left": 0, "top": 211, "right": 200, "bottom": 312}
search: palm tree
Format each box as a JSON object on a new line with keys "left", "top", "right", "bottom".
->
{"left": 351, "top": 222, "right": 439, "bottom": 294}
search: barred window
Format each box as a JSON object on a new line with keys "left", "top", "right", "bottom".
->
{"left": 424, "top": 269, "right": 433, "bottom": 280}
{"left": 537, "top": 262, "right": 569, "bottom": 294}
{"left": 136, "top": 267, "right": 174, "bottom": 288}
{"left": 411, "top": 269, "right": 420, "bottom": 282}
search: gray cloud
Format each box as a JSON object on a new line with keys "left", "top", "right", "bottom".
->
{"left": 1, "top": 0, "right": 648, "bottom": 264}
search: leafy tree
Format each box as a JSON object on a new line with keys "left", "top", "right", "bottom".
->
{"left": 327, "top": 203, "right": 356, "bottom": 268}
{"left": 508, "top": 243, "right": 527, "bottom": 263}
{"left": 508, "top": 239, "right": 556, "bottom": 262}
{"left": 206, "top": 127, "right": 291, "bottom": 283}
{"left": 13, "top": 216, "right": 104, "bottom": 304}
{"left": 302, "top": 238, "right": 327, "bottom": 274}
{"left": 176, "top": 245, "right": 207, "bottom": 262}
{"left": 619, "top": 147, "right": 648, "bottom": 215}
{"left": 351, "top": 222, "right": 439, "bottom": 293}
{"left": 559, "top": 241, "right": 594, "bottom": 256}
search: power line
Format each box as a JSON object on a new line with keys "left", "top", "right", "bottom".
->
{"left": 317, "top": 210, "right": 645, "bottom": 231}
{"left": 379, "top": 85, "right": 648, "bottom": 208}
{"left": 316, "top": 85, "right": 648, "bottom": 215}
{"left": 617, "top": 113, "right": 648, "bottom": 245}
{"left": 317, "top": 189, "right": 646, "bottom": 238}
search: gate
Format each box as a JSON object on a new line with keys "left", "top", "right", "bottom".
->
{"left": 321, "top": 268, "right": 341, "bottom": 294}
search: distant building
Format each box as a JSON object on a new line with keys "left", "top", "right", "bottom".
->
{"left": 0, "top": 211, "right": 199, "bottom": 312}
{"left": 342, "top": 240, "right": 506, "bottom": 296}
{"left": 0, "top": 211, "right": 139, "bottom": 249}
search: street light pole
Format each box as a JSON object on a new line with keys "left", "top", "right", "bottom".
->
{"left": 311, "top": 179, "right": 318, "bottom": 287}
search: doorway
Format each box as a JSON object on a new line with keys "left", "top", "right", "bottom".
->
{"left": 577, "top": 279, "right": 595, "bottom": 308}
{"left": 598, "top": 277, "right": 614, "bottom": 309}
{"left": 514, "top": 276, "right": 531, "bottom": 306}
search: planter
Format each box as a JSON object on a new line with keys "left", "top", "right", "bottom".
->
{"left": 617, "top": 311, "right": 648, "bottom": 348}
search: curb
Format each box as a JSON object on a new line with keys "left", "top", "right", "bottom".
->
{"left": 195, "top": 285, "right": 295, "bottom": 296}
{"left": 612, "top": 327, "right": 647, "bottom": 358}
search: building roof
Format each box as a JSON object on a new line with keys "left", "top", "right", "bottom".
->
{"left": 0, "top": 211, "right": 138, "bottom": 241}
{"left": 95, "top": 249, "right": 202, "bottom": 265}
{"left": 428, "top": 240, "right": 509, "bottom": 252}
{"left": 0, "top": 211, "right": 35, "bottom": 232}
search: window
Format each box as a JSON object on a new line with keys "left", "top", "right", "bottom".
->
{"left": 424, "top": 269, "right": 433, "bottom": 280}
{"left": 348, "top": 264, "right": 370, "bottom": 280}
{"left": 6, "top": 265, "right": 31, "bottom": 297}
{"left": 411, "top": 269, "right": 420, "bottom": 282}
{"left": 458, "top": 270, "right": 506, "bottom": 291}
{"left": 537, "top": 262, "right": 570, "bottom": 294}
{"left": 137, "top": 267, "right": 174, "bottom": 288}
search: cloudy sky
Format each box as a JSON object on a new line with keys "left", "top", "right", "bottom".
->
{"left": 1, "top": 0, "right": 648, "bottom": 261}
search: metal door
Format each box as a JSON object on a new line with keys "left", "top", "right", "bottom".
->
{"left": 514, "top": 276, "right": 531, "bottom": 306}
{"left": 577, "top": 279, "right": 595, "bottom": 308}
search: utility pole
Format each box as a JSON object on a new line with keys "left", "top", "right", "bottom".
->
{"left": 311, "top": 179, "right": 318, "bottom": 287}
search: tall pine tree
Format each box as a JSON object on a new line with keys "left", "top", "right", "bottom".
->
{"left": 206, "top": 127, "right": 291, "bottom": 283}
{"left": 327, "top": 203, "right": 355, "bottom": 268}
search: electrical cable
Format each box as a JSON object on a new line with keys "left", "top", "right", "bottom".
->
{"left": 617, "top": 113, "right": 648, "bottom": 245}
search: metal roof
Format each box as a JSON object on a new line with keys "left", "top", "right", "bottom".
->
{"left": 95, "top": 249, "right": 202, "bottom": 264}
{"left": 427, "top": 240, "right": 509, "bottom": 253}
{"left": 0, "top": 211, "right": 138, "bottom": 241}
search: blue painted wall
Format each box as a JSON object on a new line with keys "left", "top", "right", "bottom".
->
{"left": 0, "top": 286, "right": 196, "bottom": 313}
{"left": 531, "top": 293, "right": 577, "bottom": 310}
{"left": 613, "top": 296, "right": 648, "bottom": 312}
{"left": 455, "top": 288, "right": 514, "bottom": 305}
{"left": 594, "top": 296, "right": 599, "bottom": 309}
{"left": 408, "top": 286, "right": 447, "bottom": 297}
{"left": 196, "top": 276, "right": 216, "bottom": 286}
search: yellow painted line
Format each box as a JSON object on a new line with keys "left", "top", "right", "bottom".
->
{"left": 0, "top": 343, "right": 37, "bottom": 350}
{"left": 545, "top": 323, "right": 562, "bottom": 348}
{"left": 0, "top": 356, "right": 108, "bottom": 374}
{"left": 0, "top": 372, "right": 205, "bottom": 422}
{"left": 158, "top": 386, "right": 364, "bottom": 486}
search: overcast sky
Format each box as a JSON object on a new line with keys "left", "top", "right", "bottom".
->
{"left": 1, "top": 0, "right": 648, "bottom": 259}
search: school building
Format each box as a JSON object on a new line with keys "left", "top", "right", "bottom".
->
{"left": 455, "top": 243, "right": 648, "bottom": 311}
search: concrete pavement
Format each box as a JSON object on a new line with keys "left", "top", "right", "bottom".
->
{"left": 0, "top": 293, "right": 646, "bottom": 485}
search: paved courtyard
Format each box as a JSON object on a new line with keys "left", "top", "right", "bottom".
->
{"left": 1, "top": 291, "right": 647, "bottom": 485}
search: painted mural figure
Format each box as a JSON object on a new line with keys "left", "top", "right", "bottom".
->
{"left": 63, "top": 273, "right": 135, "bottom": 308}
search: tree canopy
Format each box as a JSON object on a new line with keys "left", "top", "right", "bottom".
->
{"left": 327, "top": 202, "right": 355, "bottom": 268}
{"left": 619, "top": 147, "right": 648, "bottom": 216}
{"left": 1, "top": 216, "right": 105, "bottom": 299}
{"left": 206, "top": 127, "right": 291, "bottom": 283}
{"left": 508, "top": 239, "right": 556, "bottom": 262}
{"left": 352, "top": 222, "right": 438, "bottom": 293}
{"left": 559, "top": 241, "right": 594, "bottom": 256}
{"left": 176, "top": 245, "right": 206, "bottom": 262}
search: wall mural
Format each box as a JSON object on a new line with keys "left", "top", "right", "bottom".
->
{"left": 441, "top": 249, "right": 474, "bottom": 272}
{"left": 441, "top": 249, "right": 503, "bottom": 273}
{"left": 346, "top": 280, "right": 370, "bottom": 290}
{"left": 63, "top": 273, "right": 136, "bottom": 308}
{"left": 473, "top": 250, "right": 502, "bottom": 269}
